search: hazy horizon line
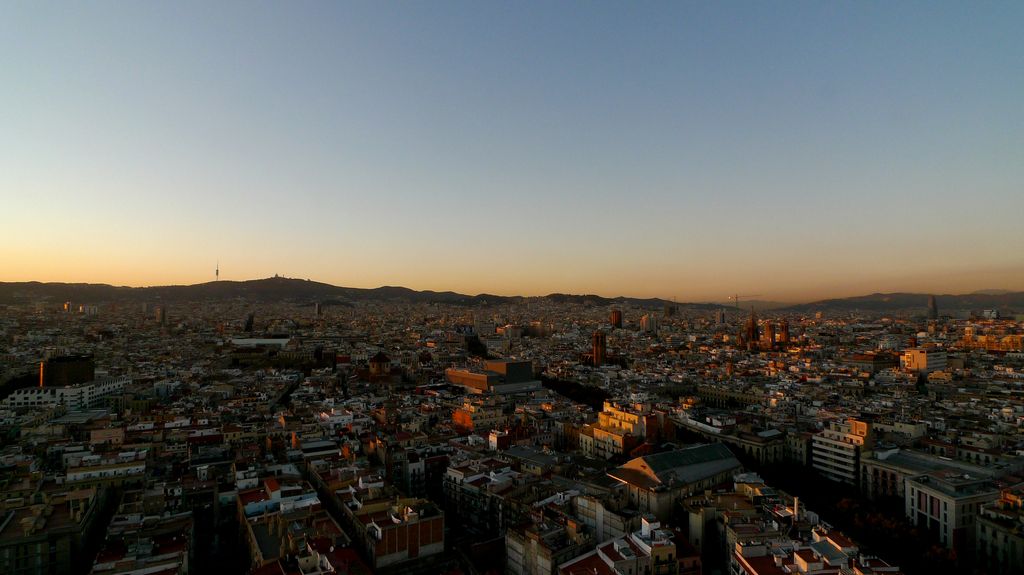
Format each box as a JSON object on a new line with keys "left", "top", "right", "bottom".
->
{"left": 2, "top": 275, "right": 1021, "bottom": 306}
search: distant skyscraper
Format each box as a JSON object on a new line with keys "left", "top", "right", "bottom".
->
{"left": 640, "top": 314, "right": 659, "bottom": 334}
{"left": 244, "top": 312, "right": 255, "bottom": 332}
{"left": 315, "top": 302, "right": 322, "bottom": 318}
{"left": 743, "top": 308, "right": 759, "bottom": 346}
{"left": 610, "top": 309, "right": 623, "bottom": 329}
{"left": 715, "top": 308, "right": 727, "bottom": 325}
{"left": 155, "top": 306, "right": 166, "bottom": 326}
{"left": 592, "top": 330, "right": 607, "bottom": 366}
{"left": 779, "top": 319, "right": 790, "bottom": 344}
{"left": 764, "top": 321, "right": 776, "bottom": 348}
{"left": 927, "top": 295, "right": 938, "bottom": 320}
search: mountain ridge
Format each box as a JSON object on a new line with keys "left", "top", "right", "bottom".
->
{"left": 783, "top": 291, "right": 1024, "bottom": 313}
{"left": 1, "top": 279, "right": 1022, "bottom": 312}
{"left": 0, "top": 277, "right": 720, "bottom": 310}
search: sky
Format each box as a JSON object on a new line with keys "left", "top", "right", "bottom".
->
{"left": 2, "top": 2, "right": 1022, "bottom": 303}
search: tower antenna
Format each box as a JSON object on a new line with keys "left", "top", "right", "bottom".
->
{"left": 216, "top": 260, "right": 219, "bottom": 282}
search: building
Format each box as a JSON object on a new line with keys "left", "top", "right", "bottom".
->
{"left": 38, "top": 354, "right": 95, "bottom": 388}
{"left": 452, "top": 397, "right": 509, "bottom": 433}
{"left": 861, "top": 447, "right": 1000, "bottom": 501}
{"left": 506, "top": 521, "right": 589, "bottom": 575}
{"left": 573, "top": 495, "right": 640, "bottom": 544}
{"left": 928, "top": 295, "right": 939, "bottom": 320}
{"left": 607, "top": 444, "right": 742, "bottom": 521}
{"left": 343, "top": 497, "right": 444, "bottom": 570}
{"left": 592, "top": 331, "right": 607, "bottom": 367}
{"left": 3, "top": 376, "right": 129, "bottom": 410}
{"left": 901, "top": 347, "right": 947, "bottom": 374}
{"left": 557, "top": 516, "right": 685, "bottom": 575}
{"left": 977, "top": 486, "right": 1024, "bottom": 575}
{"left": 811, "top": 418, "right": 873, "bottom": 486}
{"left": 64, "top": 450, "right": 147, "bottom": 489}
{"left": 582, "top": 401, "right": 649, "bottom": 460}
{"left": 91, "top": 491, "right": 194, "bottom": 575}
{"left": 743, "top": 309, "right": 759, "bottom": 347}
{"left": 0, "top": 487, "right": 104, "bottom": 575}
{"left": 905, "top": 471, "right": 999, "bottom": 552}
{"left": 610, "top": 310, "right": 623, "bottom": 329}
{"left": 445, "top": 360, "right": 542, "bottom": 394}
{"left": 843, "top": 352, "right": 899, "bottom": 374}
{"left": 640, "top": 315, "right": 659, "bottom": 334}
{"left": 731, "top": 526, "right": 902, "bottom": 575}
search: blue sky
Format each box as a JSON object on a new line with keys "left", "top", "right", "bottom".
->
{"left": 2, "top": 2, "right": 1022, "bottom": 301}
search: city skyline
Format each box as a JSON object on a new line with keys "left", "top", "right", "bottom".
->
{"left": 3, "top": 3, "right": 1023, "bottom": 301}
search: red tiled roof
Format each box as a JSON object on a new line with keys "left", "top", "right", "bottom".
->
{"left": 560, "top": 551, "right": 616, "bottom": 575}
{"left": 264, "top": 477, "right": 280, "bottom": 494}
{"left": 239, "top": 488, "right": 270, "bottom": 506}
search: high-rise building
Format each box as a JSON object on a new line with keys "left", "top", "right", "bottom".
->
{"left": 609, "top": 309, "right": 623, "bottom": 329}
{"left": 743, "top": 308, "right": 759, "bottom": 345}
{"left": 763, "top": 321, "right": 776, "bottom": 348}
{"left": 640, "top": 314, "right": 659, "bottom": 334}
{"left": 928, "top": 295, "right": 939, "bottom": 320}
{"left": 715, "top": 308, "right": 727, "bottom": 325}
{"left": 592, "top": 330, "right": 607, "bottom": 366}
{"left": 779, "top": 319, "right": 790, "bottom": 344}
{"left": 811, "top": 418, "right": 873, "bottom": 485}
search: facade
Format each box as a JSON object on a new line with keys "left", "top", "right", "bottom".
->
{"left": 901, "top": 348, "right": 947, "bottom": 373}
{"left": 64, "top": 450, "right": 147, "bottom": 489}
{"left": 861, "top": 447, "right": 1000, "bottom": 501}
{"left": 445, "top": 360, "right": 542, "bottom": 394}
{"left": 506, "top": 522, "right": 589, "bottom": 575}
{"left": 344, "top": 497, "right": 444, "bottom": 569}
{"left": 977, "top": 486, "right": 1024, "bottom": 575}
{"left": 592, "top": 331, "right": 607, "bottom": 366}
{"left": 0, "top": 488, "right": 103, "bottom": 575}
{"left": 640, "top": 314, "right": 659, "bottom": 334}
{"left": 811, "top": 418, "right": 873, "bottom": 485}
{"left": 3, "top": 376, "right": 128, "bottom": 410}
{"left": 905, "top": 472, "right": 999, "bottom": 552}
{"left": 844, "top": 352, "right": 899, "bottom": 374}
{"left": 573, "top": 495, "right": 640, "bottom": 544}
{"left": 610, "top": 310, "right": 623, "bottom": 329}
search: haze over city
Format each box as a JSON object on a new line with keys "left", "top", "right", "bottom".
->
{"left": 3, "top": 2, "right": 1022, "bottom": 300}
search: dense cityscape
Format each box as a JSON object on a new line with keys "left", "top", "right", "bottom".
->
{"left": 5, "top": 3, "right": 1022, "bottom": 575}
{"left": 0, "top": 279, "right": 1021, "bottom": 575}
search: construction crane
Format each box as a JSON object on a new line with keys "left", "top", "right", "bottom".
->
{"left": 728, "top": 294, "right": 762, "bottom": 309}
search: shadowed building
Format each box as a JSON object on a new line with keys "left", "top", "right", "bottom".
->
{"left": 608, "top": 444, "right": 742, "bottom": 521}
{"left": 39, "top": 354, "right": 95, "bottom": 388}
{"left": 610, "top": 309, "right": 623, "bottom": 329}
{"left": 592, "top": 330, "right": 607, "bottom": 366}
{"left": 446, "top": 360, "right": 542, "bottom": 395}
